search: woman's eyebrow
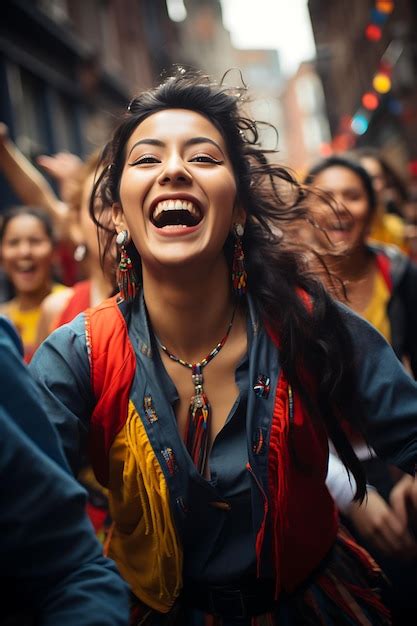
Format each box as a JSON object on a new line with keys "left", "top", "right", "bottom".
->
{"left": 128, "top": 139, "right": 164, "bottom": 157}
{"left": 185, "top": 137, "right": 224, "bottom": 154}
{"left": 128, "top": 136, "right": 224, "bottom": 158}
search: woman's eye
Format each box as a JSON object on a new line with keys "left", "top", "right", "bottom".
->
{"left": 345, "top": 193, "right": 362, "bottom": 202}
{"left": 130, "top": 156, "right": 160, "bottom": 165}
{"left": 190, "top": 155, "right": 222, "bottom": 164}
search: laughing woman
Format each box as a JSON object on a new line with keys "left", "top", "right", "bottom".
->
{"left": 305, "top": 155, "right": 417, "bottom": 624}
{"left": 30, "top": 70, "right": 417, "bottom": 625}
{"left": 0, "top": 206, "right": 65, "bottom": 361}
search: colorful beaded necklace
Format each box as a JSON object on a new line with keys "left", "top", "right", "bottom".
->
{"left": 157, "top": 305, "right": 237, "bottom": 474}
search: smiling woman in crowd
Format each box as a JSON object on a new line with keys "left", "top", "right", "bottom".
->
{"left": 305, "top": 154, "right": 417, "bottom": 624}
{"left": 0, "top": 206, "right": 65, "bottom": 361}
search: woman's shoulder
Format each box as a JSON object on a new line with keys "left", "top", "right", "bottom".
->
{"left": 42, "top": 286, "right": 74, "bottom": 318}
{"left": 35, "top": 296, "right": 124, "bottom": 360}
{"left": 37, "top": 310, "right": 88, "bottom": 357}
{"left": 37, "top": 287, "right": 75, "bottom": 345}
{"left": 0, "top": 299, "right": 13, "bottom": 316}
{"left": 30, "top": 311, "right": 90, "bottom": 383}
{"left": 369, "top": 241, "right": 416, "bottom": 283}
{"left": 40, "top": 283, "right": 72, "bottom": 322}
{"left": 335, "top": 298, "right": 393, "bottom": 348}
{"left": 85, "top": 294, "right": 126, "bottom": 328}
{"left": 368, "top": 240, "right": 404, "bottom": 257}
{"left": 51, "top": 282, "right": 68, "bottom": 294}
{"left": 87, "top": 293, "right": 120, "bottom": 313}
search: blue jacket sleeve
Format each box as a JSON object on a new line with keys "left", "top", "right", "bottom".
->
{"left": 340, "top": 304, "right": 417, "bottom": 474}
{"left": 0, "top": 407, "right": 130, "bottom": 626}
{"left": 29, "top": 313, "right": 93, "bottom": 475}
{"left": 0, "top": 316, "right": 70, "bottom": 472}
{"left": 0, "top": 317, "right": 130, "bottom": 625}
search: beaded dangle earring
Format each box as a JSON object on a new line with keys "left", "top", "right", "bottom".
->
{"left": 231, "top": 222, "right": 247, "bottom": 296}
{"left": 116, "top": 230, "right": 139, "bottom": 301}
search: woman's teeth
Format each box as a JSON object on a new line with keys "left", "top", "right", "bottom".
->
{"left": 16, "top": 262, "right": 35, "bottom": 272}
{"left": 151, "top": 199, "right": 202, "bottom": 228}
{"left": 328, "top": 223, "right": 350, "bottom": 231}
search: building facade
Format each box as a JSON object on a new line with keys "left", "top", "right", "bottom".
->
{"left": 0, "top": 0, "right": 178, "bottom": 209}
{"left": 280, "top": 61, "right": 331, "bottom": 175}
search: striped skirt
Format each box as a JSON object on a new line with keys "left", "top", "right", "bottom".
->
{"left": 130, "top": 527, "right": 391, "bottom": 626}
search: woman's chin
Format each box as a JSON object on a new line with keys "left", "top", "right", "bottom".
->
{"left": 142, "top": 244, "right": 220, "bottom": 279}
{"left": 12, "top": 273, "right": 45, "bottom": 293}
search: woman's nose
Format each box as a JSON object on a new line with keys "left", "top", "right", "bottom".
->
{"left": 331, "top": 194, "right": 345, "bottom": 212}
{"left": 158, "top": 156, "right": 192, "bottom": 185}
{"left": 17, "top": 241, "right": 32, "bottom": 256}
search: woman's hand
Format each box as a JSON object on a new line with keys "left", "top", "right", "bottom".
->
{"left": 348, "top": 488, "right": 417, "bottom": 560}
{"left": 0, "top": 124, "right": 72, "bottom": 238}
{"left": 37, "top": 152, "right": 83, "bottom": 204}
{"left": 389, "top": 474, "right": 417, "bottom": 537}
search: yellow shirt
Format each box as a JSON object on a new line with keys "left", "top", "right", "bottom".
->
{"left": 363, "top": 269, "right": 392, "bottom": 344}
{"left": 3, "top": 283, "right": 66, "bottom": 360}
{"left": 369, "top": 213, "right": 408, "bottom": 254}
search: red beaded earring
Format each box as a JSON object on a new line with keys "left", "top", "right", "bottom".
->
{"left": 116, "top": 230, "right": 139, "bottom": 301}
{"left": 232, "top": 223, "right": 247, "bottom": 296}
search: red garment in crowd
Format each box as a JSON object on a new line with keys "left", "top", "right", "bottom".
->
{"left": 53, "top": 280, "right": 91, "bottom": 330}
{"left": 52, "top": 279, "right": 111, "bottom": 545}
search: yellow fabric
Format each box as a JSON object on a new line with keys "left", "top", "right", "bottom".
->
{"left": 107, "top": 401, "right": 182, "bottom": 613}
{"left": 369, "top": 213, "right": 408, "bottom": 253}
{"left": 363, "top": 269, "right": 392, "bottom": 344}
{"left": 4, "top": 283, "right": 65, "bottom": 356}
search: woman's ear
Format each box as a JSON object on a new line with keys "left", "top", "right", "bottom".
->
{"left": 112, "top": 202, "right": 126, "bottom": 233}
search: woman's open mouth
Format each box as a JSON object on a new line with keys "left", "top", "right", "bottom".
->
{"left": 151, "top": 199, "right": 203, "bottom": 229}
{"left": 15, "top": 261, "right": 37, "bottom": 276}
{"left": 327, "top": 221, "right": 351, "bottom": 233}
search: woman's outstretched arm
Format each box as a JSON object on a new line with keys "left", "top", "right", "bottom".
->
{"left": 0, "top": 123, "right": 68, "bottom": 232}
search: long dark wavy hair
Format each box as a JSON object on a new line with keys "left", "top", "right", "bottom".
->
{"left": 90, "top": 68, "right": 367, "bottom": 500}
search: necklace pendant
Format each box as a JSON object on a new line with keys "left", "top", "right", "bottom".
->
{"left": 191, "top": 365, "right": 205, "bottom": 409}
{"left": 191, "top": 369, "right": 203, "bottom": 385}
{"left": 193, "top": 392, "right": 204, "bottom": 409}
{"left": 192, "top": 380, "right": 205, "bottom": 409}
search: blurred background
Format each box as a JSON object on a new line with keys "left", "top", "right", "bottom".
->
{"left": 0, "top": 0, "right": 416, "bottom": 205}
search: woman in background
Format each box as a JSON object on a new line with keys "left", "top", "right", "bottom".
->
{"left": 35, "top": 150, "right": 115, "bottom": 539}
{"left": 0, "top": 124, "right": 114, "bottom": 346}
{"left": 0, "top": 206, "right": 65, "bottom": 361}
{"left": 0, "top": 126, "right": 114, "bottom": 535}
{"left": 36, "top": 150, "right": 114, "bottom": 345}
{"left": 305, "top": 154, "right": 417, "bottom": 624}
